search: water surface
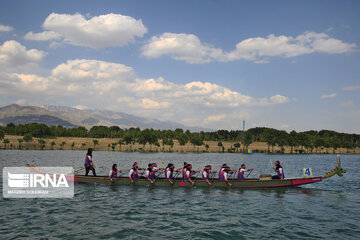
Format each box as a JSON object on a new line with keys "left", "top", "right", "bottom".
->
{"left": 1, "top": 151, "right": 359, "bottom": 239}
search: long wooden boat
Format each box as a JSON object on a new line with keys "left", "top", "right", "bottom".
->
{"left": 73, "top": 175, "right": 323, "bottom": 188}
{"left": 27, "top": 155, "right": 346, "bottom": 189}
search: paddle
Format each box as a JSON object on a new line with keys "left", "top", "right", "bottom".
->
{"left": 246, "top": 169, "right": 253, "bottom": 177}
{"left": 74, "top": 167, "right": 85, "bottom": 173}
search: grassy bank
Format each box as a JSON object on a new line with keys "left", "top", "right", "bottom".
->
{"left": 1, "top": 135, "right": 359, "bottom": 154}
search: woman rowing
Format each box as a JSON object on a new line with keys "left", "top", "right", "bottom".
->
{"left": 145, "top": 163, "right": 156, "bottom": 184}
{"left": 165, "top": 163, "right": 175, "bottom": 184}
{"left": 184, "top": 164, "right": 195, "bottom": 186}
{"left": 129, "top": 162, "right": 142, "bottom": 183}
{"left": 222, "top": 167, "right": 232, "bottom": 187}
{"left": 182, "top": 162, "right": 188, "bottom": 179}
{"left": 109, "top": 164, "right": 122, "bottom": 182}
{"left": 238, "top": 164, "right": 254, "bottom": 180}
{"left": 218, "top": 164, "right": 228, "bottom": 180}
{"left": 202, "top": 165, "right": 212, "bottom": 186}
{"left": 272, "top": 161, "right": 285, "bottom": 179}
{"left": 84, "top": 148, "right": 96, "bottom": 176}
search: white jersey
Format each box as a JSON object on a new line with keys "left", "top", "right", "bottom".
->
{"left": 202, "top": 171, "right": 208, "bottom": 178}
{"left": 223, "top": 172, "right": 228, "bottom": 181}
{"left": 129, "top": 169, "right": 134, "bottom": 178}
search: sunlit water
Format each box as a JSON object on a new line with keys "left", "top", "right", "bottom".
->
{"left": 1, "top": 151, "right": 359, "bottom": 239}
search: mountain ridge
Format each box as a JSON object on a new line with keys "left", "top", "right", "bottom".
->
{"left": 0, "top": 104, "right": 213, "bottom": 131}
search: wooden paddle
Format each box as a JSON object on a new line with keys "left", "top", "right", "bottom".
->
{"left": 74, "top": 167, "right": 85, "bottom": 173}
{"left": 246, "top": 169, "right": 253, "bottom": 177}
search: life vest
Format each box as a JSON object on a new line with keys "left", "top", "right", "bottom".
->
{"left": 202, "top": 170, "right": 209, "bottom": 180}
{"left": 165, "top": 168, "right": 173, "bottom": 180}
{"left": 84, "top": 155, "right": 92, "bottom": 167}
{"left": 184, "top": 170, "right": 191, "bottom": 180}
{"left": 182, "top": 168, "right": 187, "bottom": 179}
{"left": 218, "top": 168, "right": 225, "bottom": 180}
{"left": 276, "top": 165, "right": 285, "bottom": 179}
{"left": 238, "top": 169, "right": 245, "bottom": 180}
{"left": 130, "top": 169, "right": 139, "bottom": 180}
{"left": 109, "top": 169, "right": 118, "bottom": 179}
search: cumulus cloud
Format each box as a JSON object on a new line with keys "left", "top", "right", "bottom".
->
{"left": 0, "top": 24, "right": 14, "bottom": 32}
{"left": 142, "top": 32, "right": 356, "bottom": 64}
{"left": 25, "top": 13, "right": 147, "bottom": 48}
{"left": 0, "top": 59, "right": 290, "bottom": 128}
{"left": 320, "top": 93, "right": 337, "bottom": 99}
{"left": 0, "top": 40, "right": 46, "bottom": 68}
{"left": 342, "top": 86, "right": 360, "bottom": 91}
{"left": 24, "top": 31, "right": 62, "bottom": 41}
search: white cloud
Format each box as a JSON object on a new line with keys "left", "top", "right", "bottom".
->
{"left": 26, "top": 13, "right": 148, "bottom": 48}
{"left": 320, "top": 93, "right": 337, "bottom": 99}
{"left": 142, "top": 32, "right": 356, "bottom": 64}
{"left": 342, "top": 86, "right": 360, "bottom": 91}
{"left": 141, "top": 33, "right": 223, "bottom": 64}
{"left": 281, "top": 124, "right": 290, "bottom": 129}
{"left": 24, "top": 31, "right": 62, "bottom": 41}
{"left": 0, "top": 58, "right": 290, "bottom": 129}
{"left": 0, "top": 40, "right": 46, "bottom": 68}
{"left": 0, "top": 24, "right": 14, "bottom": 32}
{"left": 340, "top": 101, "right": 354, "bottom": 107}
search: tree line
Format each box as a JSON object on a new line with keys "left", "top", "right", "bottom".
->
{"left": 0, "top": 123, "right": 359, "bottom": 153}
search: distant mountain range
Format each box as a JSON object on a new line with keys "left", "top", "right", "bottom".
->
{"left": 0, "top": 104, "right": 212, "bottom": 131}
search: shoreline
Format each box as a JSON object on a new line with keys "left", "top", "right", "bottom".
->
{"left": 2, "top": 135, "right": 359, "bottom": 154}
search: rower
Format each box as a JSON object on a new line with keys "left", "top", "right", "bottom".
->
{"left": 182, "top": 162, "right": 188, "bottom": 179}
{"left": 129, "top": 162, "right": 142, "bottom": 183}
{"left": 218, "top": 164, "right": 228, "bottom": 180}
{"left": 165, "top": 163, "right": 175, "bottom": 184}
{"left": 223, "top": 167, "right": 232, "bottom": 187}
{"left": 272, "top": 161, "right": 285, "bottom": 179}
{"left": 145, "top": 163, "right": 155, "bottom": 184}
{"left": 84, "top": 148, "right": 96, "bottom": 176}
{"left": 238, "top": 164, "right": 254, "bottom": 180}
{"left": 109, "top": 164, "right": 122, "bottom": 182}
{"left": 184, "top": 164, "right": 195, "bottom": 186}
{"left": 202, "top": 165, "right": 212, "bottom": 186}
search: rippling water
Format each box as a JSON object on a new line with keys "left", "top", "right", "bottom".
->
{"left": 1, "top": 151, "right": 359, "bottom": 239}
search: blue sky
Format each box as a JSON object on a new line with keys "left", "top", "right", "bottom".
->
{"left": 0, "top": 0, "right": 359, "bottom": 133}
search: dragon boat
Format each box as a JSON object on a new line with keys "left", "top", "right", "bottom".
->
{"left": 27, "top": 156, "right": 346, "bottom": 189}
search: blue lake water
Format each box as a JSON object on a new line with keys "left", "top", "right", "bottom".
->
{"left": 1, "top": 150, "right": 359, "bottom": 239}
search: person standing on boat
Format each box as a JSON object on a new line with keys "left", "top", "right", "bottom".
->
{"left": 238, "top": 164, "right": 254, "bottom": 180}
{"left": 184, "top": 164, "right": 195, "bottom": 186}
{"left": 145, "top": 163, "right": 156, "bottom": 184}
{"left": 84, "top": 148, "right": 96, "bottom": 176}
{"left": 272, "top": 161, "right": 285, "bottom": 179}
{"left": 109, "top": 164, "right": 122, "bottom": 182}
{"left": 223, "top": 167, "right": 232, "bottom": 187}
{"left": 165, "top": 163, "right": 175, "bottom": 184}
{"left": 202, "top": 165, "right": 212, "bottom": 186}
{"left": 129, "top": 162, "right": 142, "bottom": 183}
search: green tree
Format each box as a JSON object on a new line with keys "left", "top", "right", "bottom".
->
{"left": 3, "top": 138, "right": 10, "bottom": 149}
{"left": 111, "top": 142, "right": 117, "bottom": 151}
{"left": 233, "top": 142, "right": 240, "bottom": 153}
{"left": 177, "top": 134, "right": 188, "bottom": 152}
{"left": 205, "top": 144, "right": 209, "bottom": 152}
{"left": 0, "top": 128, "right": 4, "bottom": 140}
{"left": 217, "top": 141, "right": 223, "bottom": 152}
{"left": 118, "top": 139, "right": 124, "bottom": 151}
{"left": 93, "top": 139, "right": 99, "bottom": 150}
{"left": 71, "top": 142, "right": 75, "bottom": 150}
{"left": 60, "top": 141, "right": 66, "bottom": 150}
{"left": 38, "top": 139, "right": 46, "bottom": 150}
{"left": 168, "top": 139, "right": 174, "bottom": 151}
{"left": 82, "top": 143, "right": 86, "bottom": 149}
{"left": 23, "top": 133, "right": 33, "bottom": 142}
{"left": 51, "top": 141, "right": 56, "bottom": 150}
{"left": 17, "top": 138, "right": 23, "bottom": 149}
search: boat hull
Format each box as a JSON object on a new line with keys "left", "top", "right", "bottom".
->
{"left": 74, "top": 175, "right": 323, "bottom": 188}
